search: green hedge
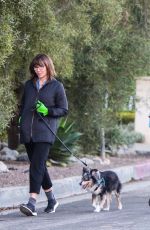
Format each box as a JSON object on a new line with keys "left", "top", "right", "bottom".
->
{"left": 117, "top": 111, "right": 135, "bottom": 124}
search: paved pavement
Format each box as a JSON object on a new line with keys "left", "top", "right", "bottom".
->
{"left": 1, "top": 143, "right": 150, "bottom": 230}
{"left": 1, "top": 180, "right": 150, "bottom": 230}
{"left": 1, "top": 158, "right": 150, "bottom": 209}
{"left": 1, "top": 143, "right": 150, "bottom": 209}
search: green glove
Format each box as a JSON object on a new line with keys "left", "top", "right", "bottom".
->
{"left": 36, "top": 100, "right": 48, "bottom": 116}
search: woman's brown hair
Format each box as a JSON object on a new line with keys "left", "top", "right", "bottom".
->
{"left": 29, "top": 54, "right": 56, "bottom": 80}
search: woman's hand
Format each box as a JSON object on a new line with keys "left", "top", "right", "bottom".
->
{"left": 36, "top": 100, "right": 48, "bottom": 116}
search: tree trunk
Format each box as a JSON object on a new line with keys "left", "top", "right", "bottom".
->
{"left": 7, "top": 115, "right": 20, "bottom": 150}
{"left": 7, "top": 82, "right": 24, "bottom": 150}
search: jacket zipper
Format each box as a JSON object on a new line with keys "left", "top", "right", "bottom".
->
{"left": 30, "top": 80, "right": 50, "bottom": 139}
{"left": 30, "top": 112, "right": 35, "bottom": 139}
{"left": 30, "top": 88, "right": 40, "bottom": 139}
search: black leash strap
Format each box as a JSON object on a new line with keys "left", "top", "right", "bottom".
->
{"left": 37, "top": 112, "right": 88, "bottom": 167}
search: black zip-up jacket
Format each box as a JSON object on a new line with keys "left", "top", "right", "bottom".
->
{"left": 20, "top": 78, "right": 68, "bottom": 144}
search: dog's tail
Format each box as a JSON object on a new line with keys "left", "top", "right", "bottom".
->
{"left": 117, "top": 181, "right": 122, "bottom": 194}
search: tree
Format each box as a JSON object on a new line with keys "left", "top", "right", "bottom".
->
{"left": 68, "top": 0, "right": 150, "bottom": 152}
{"left": 0, "top": 0, "right": 149, "bottom": 154}
{"left": 0, "top": 0, "right": 34, "bottom": 138}
{"left": 0, "top": 0, "right": 92, "bottom": 147}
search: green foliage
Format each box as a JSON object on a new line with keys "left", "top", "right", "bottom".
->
{"left": 0, "top": 0, "right": 149, "bottom": 152}
{"left": 50, "top": 118, "right": 83, "bottom": 164}
{"left": 21, "top": 0, "right": 74, "bottom": 78}
{"left": 68, "top": 0, "right": 150, "bottom": 152}
{"left": 106, "top": 126, "right": 124, "bottom": 146}
{"left": 105, "top": 123, "right": 144, "bottom": 147}
{"left": 0, "top": 73, "right": 17, "bottom": 133}
{"left": 0, "top": 14, "right": 16, "bottom": 66}
{"left": 0, "top": 0, "right": 38, "bottom": 134}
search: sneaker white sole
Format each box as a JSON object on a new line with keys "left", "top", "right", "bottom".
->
{"left": 50, "top": 201, "right": 59, "bottom": 213}
{"left": 20, "top": 205, "right": 37, "bottom": 216}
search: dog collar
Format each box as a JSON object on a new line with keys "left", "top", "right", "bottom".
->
{"left": 97, "top": 177, "right": 105, "bottom": 187}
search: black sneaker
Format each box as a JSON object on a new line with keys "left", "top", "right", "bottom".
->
{"left": 44, "top": 199, "right": 59, "bottom": 213}
{"left": 20, "top": 203, "right": 37, "bottom": 216}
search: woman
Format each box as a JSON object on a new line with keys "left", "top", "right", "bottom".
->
{"left": 19, "top": 54, "right": 68, "bottom": 216}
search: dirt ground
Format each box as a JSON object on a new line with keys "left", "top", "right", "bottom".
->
{"left": 1, "top": 154, "right": 150, "bottom": 188}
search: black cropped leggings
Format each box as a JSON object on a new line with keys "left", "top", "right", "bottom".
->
{"left": 25, "top": 141, "right": 53, "bottom": 194}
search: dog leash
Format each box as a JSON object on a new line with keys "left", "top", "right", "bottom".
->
{"left": 35, "top": 111, "right": 88, "bottom": 167}
{"left": 93, "top": 178, "right": 105, "bottom": 192}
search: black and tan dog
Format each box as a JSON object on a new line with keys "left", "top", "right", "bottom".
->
{"left": 80, "top": 167, "right": 122, "bottom": 212}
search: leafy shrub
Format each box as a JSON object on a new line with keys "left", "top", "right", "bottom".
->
{"left": 50, "top": 118, "right": 83, "bottom": 164}
{"left": 105, "top": 123, "right": 144, "bottom": 147}
{"left": 105, "top": 126, "right": 125, "bottom": 146}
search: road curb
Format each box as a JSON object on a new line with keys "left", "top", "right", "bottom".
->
{"left": 1, "top": 162, "right": 150, "bottom": 208}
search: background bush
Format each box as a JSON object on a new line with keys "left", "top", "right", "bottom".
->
{"left": 105, "top": 123, "right": 144, "bottom": 147}
{"left": 117, "top": 111, "right": 135, "bottom": 124}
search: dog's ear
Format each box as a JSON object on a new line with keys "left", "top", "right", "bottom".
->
{"left": 83, "top": 167, "right": 89, "bottom": 173}
{"left": 91, "top": 169, "right": 97, "bottom": 176}
{"left": 91, "top": 170, "right": 101, "bottom": 180}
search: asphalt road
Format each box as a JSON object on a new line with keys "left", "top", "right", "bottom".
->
{"left": 1, "top": 180, "right": 150, "bottom": 230}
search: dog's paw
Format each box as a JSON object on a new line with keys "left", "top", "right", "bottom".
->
{"left": 118, "top": 204, "right": 123, "bottom": 210}
{"left": 94, "top": 207, "right": 101, "bottom": 212}
{"left": 92, "top": 204, "right": 97, "bottom": 208}
{"left": 102, "top": 207, "right": 110, "bottom": 211}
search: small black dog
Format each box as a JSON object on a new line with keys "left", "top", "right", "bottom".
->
{"left": 80, "top": 167, "right": 122, "bottom": 212}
